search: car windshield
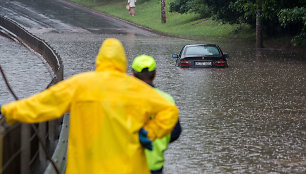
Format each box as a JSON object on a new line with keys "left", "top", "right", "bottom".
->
{"left": 184, "top": 45, "right": 220, "bottom": 56}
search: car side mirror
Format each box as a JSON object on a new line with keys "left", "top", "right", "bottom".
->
{"left": 172, "top": 54, "right": 179, "bottom": 58}
{"left": 223, "top": 53, "right": 229, "bottom": 58}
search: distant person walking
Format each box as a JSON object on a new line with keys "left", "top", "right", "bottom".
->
{"left": 128, "top": 0, "right": 136, "bottom": 16}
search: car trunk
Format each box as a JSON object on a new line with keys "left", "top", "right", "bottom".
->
{"left": 180, "top": 56, "right": 224, "bottom": 67}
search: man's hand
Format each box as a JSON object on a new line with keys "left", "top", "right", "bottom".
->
{"left": 139, "top": 128, "right": 152, "bottom": 151}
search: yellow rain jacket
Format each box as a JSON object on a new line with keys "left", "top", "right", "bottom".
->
{"left": 1, "top": 38, "right": 179, "bottom": 174}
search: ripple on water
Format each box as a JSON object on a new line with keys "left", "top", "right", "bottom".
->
{"left": 0, "top": 36, "right": 52, "bottom": 104}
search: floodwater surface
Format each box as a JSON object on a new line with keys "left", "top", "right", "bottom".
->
{"left": 0, "top": 0, "right": 305, "bottom": 173}
{"left": 44, "top": 34, "right": 306, "bottom": 174}
{"left": 0, "top": 35, "right": 52, "bottom": 103}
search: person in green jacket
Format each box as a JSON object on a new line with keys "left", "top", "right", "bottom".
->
{"left": 132, "top": 54, "right": 182, "bottom": 174}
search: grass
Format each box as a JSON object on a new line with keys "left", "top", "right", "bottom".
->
{"left": 68, "top": 0, "right": 255, "bottom": 42}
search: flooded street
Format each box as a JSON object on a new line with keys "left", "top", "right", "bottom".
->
{"left": 162, "top": 47, "right": 306, "bottom": 173}
{"left": 0, "top": 35, "right": 52, "bottom": 103}
{"left": 1, "top": 0, "right": 305, "bottom": 173}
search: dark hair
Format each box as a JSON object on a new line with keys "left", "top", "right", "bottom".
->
{"left": 133, "top": 68, "right": 155, "bottom": 81}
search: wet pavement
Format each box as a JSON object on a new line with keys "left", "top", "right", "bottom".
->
{"left": 1, "top": 0, "right": 306, "bottom": 173}
{"left": 0, "top": 0, "right": 157, "bottom": 36}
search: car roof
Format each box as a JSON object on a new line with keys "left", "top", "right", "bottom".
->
{"left": 184, "top": 44, "right": 218, "bottom": 47}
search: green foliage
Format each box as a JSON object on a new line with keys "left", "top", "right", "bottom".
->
{"left": 230, "top": 0, "right": 285, "bottom": 22}
{"left": 198, "top": 0, "right": 243, "bottom": 23}
{"left": 229, "top": 0, "right": 305, "bottom": 44}
{"left": 278, "top": 7, "right": 306, "bottom": 45}
{"left": 169, "top": 0, "right": 191, "bottom": 14}
{"left": 278, "top": 7, "right": 306, "bottom": 26}
{"left": 170, "top": 0, "right": 246, "bottom": 23}
{"left": 167, "top": 0, "right": 306, "bottom": 45}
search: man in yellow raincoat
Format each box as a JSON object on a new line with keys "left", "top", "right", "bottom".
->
{"left": 0, "top": 38, "right": 179, "bottom": 174}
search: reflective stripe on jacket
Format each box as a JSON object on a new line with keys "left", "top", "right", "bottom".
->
{"left": 145, "top": 88, "right": 175, "bottom": 170}
{"left": 2, "top": 38, "right": 179, "bottom": 174}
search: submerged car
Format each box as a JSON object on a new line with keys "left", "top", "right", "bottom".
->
{"left": 172, "top": 44, "right": 229, "bottom": 68}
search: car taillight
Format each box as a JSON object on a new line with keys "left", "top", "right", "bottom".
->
{"left": 180, "top": 59, "right": 191, "bottom": 67}
{"left": 214, "top": 59, "right": 225, "bottom": 67}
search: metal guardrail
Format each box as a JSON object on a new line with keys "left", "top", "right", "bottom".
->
{"left": 0, "top": 16, "right": 67, "bottom": 174}
{"left": 44, "top": 114, "right": 69, "bottom": 174}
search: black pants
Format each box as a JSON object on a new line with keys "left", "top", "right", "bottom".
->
{"left": 151, "top": 167, "right": 163, "bottom": 174}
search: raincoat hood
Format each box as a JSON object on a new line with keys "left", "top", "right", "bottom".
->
{"left": 95, "top": 38, "right": 127, "bottom": 72}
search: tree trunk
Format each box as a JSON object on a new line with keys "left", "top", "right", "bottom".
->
{"left": 161, "top": 0, "right": 166, "bottom": 23}
{"left": 256, "top": 1, "right": 263, "bottom": 48}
